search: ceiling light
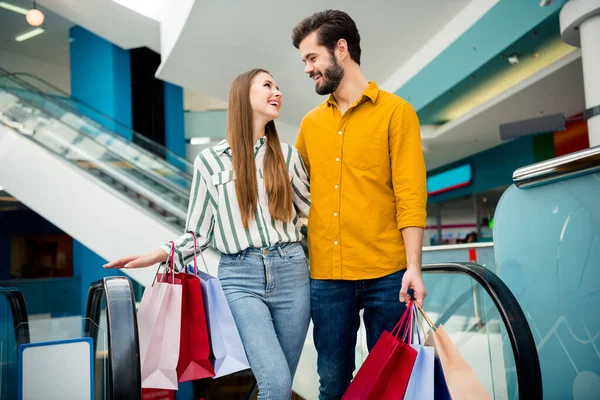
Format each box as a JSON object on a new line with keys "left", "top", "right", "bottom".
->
{"left": 539, "top": 0, "right": 554, "bottom": 6}
{"left": 0, "top": 2, "right": 28, "bottom": 14}
{"left": 15, "top": 27, "right": 45, "bottom": 42}
{"left": 0, "top": 185, "right": 3, "bottom": 191}
{"left": 26, "top": 1, "right": 44, "bottom": 26}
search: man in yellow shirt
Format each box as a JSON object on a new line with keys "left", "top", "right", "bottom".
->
{"left": 292, "top": 10, "right": 428, "bottom": 399}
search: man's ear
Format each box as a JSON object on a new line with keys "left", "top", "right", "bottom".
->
{"left": 336, "top": 39, "right": 349, "bottom": 61}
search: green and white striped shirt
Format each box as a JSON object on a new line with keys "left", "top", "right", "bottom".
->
{"left": 163, "top": 137, "right": 311, "bottom": 270}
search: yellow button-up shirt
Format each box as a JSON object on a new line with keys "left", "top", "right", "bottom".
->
{"left": 296, "top": 81, "right": 427, "bottom": 280}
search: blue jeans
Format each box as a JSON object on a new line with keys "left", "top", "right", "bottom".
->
{"left": 218, "top": 242, "right": 311, "bottom": 400}
{"left": 311, "top": 269, "right": 408, "bottom": 400}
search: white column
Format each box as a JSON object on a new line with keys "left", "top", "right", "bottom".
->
{"left": 560, "top": 1, "right": 600, "bottom": 147}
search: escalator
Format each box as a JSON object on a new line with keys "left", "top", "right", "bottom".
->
{"left": 1, "top": 262, "right": 541, "bottom": 399}
{"left": 0, "top": 277, "right": 140, "bottom": 399}
{"left": 0, "top": 69, "right": 204, "bottom": 286}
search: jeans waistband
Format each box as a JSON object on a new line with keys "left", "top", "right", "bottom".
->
{"left": 236, "top": 242, "right": 301, "bottom": 259}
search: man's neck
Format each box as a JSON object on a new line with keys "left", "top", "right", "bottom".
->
{"left": 333, "top": 64, "right": 369, "bottom": 114}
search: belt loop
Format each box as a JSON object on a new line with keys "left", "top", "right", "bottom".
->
{"left": 276, "top": 245, "right": 285, "bottom": 258}
{"left": 240, "top": 248, "right": 248, "bottom": 261}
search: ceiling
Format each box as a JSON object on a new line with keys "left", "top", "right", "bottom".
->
{"left": 422, "top": 51, "right": 585, "bottom": 170}
{"left": 155, "top": 0, "right": 472, "bottom": 126}
{"left": 0, "top": 0, "right": 72, "bottom": 66}
{"left": 0, "top": 0, "right": 588, "bottom": 174}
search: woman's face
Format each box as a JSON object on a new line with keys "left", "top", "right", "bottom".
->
{"left": 249, "top": 72, "right": 282, "bottom": 123}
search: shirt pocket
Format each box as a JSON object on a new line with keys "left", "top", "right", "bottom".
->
{"left": 211, "top": 170, "right": 236, "bottom": 186}
{"left": 343, "top": 130, "right": 383, "bottom": 170}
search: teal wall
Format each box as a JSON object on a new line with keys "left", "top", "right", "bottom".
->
{"left": 427, "top": 136, "right": 535, "bottom": 205}
{"left": 69, "top": 26, "right": 132, "bottom": 138}
{"left": 396, "top": 0, "right": 568, "bottom": 113}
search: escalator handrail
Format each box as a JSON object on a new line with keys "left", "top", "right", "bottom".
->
{"left": 85, "top": 277, "right": 142, "bottom": 400}
{"left": 8, "top": 71, "right": 194, "bottom": 174}
{"left": 0, "top": 285, "right": 30, "bottom": 346}
{"left": 422, "top": 262, "right": 542, "bottom": 399}
{"left": 0, "top": 79, "right": 192, "bottom": 212}
{"left": 0, "top": 74, "right": 192, "bottom": 200}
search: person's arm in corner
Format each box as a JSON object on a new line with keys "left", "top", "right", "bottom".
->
{"left": 295, "top": 125, "right": 311, "bottom": 177}
{"left": 104, "top": 154, "right": 215, "bottom": 272}
{"left": 389, "top": 102, "right": 428, "bottom": 306}
{"left": 290, "top": 147, "right": 311, "bottom": 218}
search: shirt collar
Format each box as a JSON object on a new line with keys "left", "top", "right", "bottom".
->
{"left": 326, "top": 81, "right": 379, "bottom": 108}
{"left": 213, "top": 136, "right": 267, "bottom": 155}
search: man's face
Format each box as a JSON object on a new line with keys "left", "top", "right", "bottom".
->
{"left": 299, "top": 31, "right": 344, "bottom": 95}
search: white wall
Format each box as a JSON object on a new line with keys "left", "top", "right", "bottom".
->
{"left": 0, "top": 50, "right": 71, "bottom": 94}
{"left": 183, "top": 88, "right": 228, "bottom": 111}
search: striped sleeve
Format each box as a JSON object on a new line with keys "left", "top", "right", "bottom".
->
{"left": 161, "top": 155, "right": 215, "bottom": 271}
{"left": 290, "top": 147, "right": 311, "bottom": 218}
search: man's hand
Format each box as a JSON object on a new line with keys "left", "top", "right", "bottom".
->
{"left": 400, "top": 266, "right": 427, "bottom": 307}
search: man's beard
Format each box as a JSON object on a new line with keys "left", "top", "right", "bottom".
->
{"left": 314, "top": 56, "right": 344, "bottom": 95}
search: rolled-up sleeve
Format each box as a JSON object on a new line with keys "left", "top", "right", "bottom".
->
{"left": 389, "top": 103, "right": 427, "bottom": 230}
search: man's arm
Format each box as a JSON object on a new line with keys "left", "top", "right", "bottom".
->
{"left": 295, "top": 126, "right": 310, "bottom": 176}
{"left": 389, "top": 102, "right": 428, "bottom": 306}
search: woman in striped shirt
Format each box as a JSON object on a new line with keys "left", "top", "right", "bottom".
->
{"left": 105, "top": 69, "right": 312, "bottom": 399}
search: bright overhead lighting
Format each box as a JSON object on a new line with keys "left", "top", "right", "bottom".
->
{"left": 0, "top": 185, "right": 3, "bottom": 191}
{"left": 15, "top": 28, "right": 45, "bottom": 42}
{"left": 0, "top": 2, "right": 28, "bottom": 15}
{"left": 190, "top": 137, "right": 212, "bottom": 145}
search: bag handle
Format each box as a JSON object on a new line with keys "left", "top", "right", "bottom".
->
{"left": 415, "top": 302, "right": 437, "bottom": 332}
{"left": 391, "top": 301, "right": 414, "bottom": 343}
{"left": 151, "top": 241, "right": 175, "bottom": 287}
{"left": 188, "top": 231, "right": 209, "bottom": 275}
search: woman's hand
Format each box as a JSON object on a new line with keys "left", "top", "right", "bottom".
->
{"left": 103, "top": 248, "right": 168, "bottom": 269}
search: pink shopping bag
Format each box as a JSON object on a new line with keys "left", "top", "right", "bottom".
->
{"left": 138, "top": 241, "right": 183, "bottom": 390}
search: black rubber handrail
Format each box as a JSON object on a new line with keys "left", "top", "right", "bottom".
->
{"left": 85, "top": 277, "right": 141, "bottom": 400}
{"left": 0, "top": 285, "right": 30, "bottom": 347}
{"left": 246, "top": 262, "right": 543, "bottom": 399}
{"left": 421, "top": 262, "right": 542, "bottom": 399}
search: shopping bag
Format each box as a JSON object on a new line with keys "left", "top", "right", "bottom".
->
{"left": 162, "top": 236, "right": 214, "bottom": 382}
{"left": 138, "top": 241, "right": 183, "bottom": 390}
{"left": 417, "top": 303, "right": 491, "bottom": 400}
{"left": 186, "top": 233, "right": 250, "bottom": 378}
{"left": 342, "top": 302, "right": 418, "bottom": 400}
{"left": 403, "top": 306, "right": 435, "bottom": 400}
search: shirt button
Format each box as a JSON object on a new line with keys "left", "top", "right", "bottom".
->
{"left": 334, "top": 185, "right": 339, "bottom": 189}
{"left": 336, "top": 158, "right": 340, "bottom": 162}
{"left": 334, "top": 213, "right": 338, "bottom": 217}
{"left": 338, "top": 131, "right": 343, "bottom": 135}
{"left": 334, "top": 241, "right": 338, "bottom": 245}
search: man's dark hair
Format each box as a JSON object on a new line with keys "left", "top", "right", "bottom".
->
{"left": 292, "top": 10, "right": 361, "bottom": 65}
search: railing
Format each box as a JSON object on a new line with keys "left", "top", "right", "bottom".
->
{"left": 246, "top": 261, "right": 542, "bottom": 399}
{"left": 85, "top": 277, "right": 141, "bottom": 400}
{"left": 0, "top": 285, "right": 30, "bottom": 347}
{"left": 8, "top": 71, "right": 194, "bottom": 174}
{"left": 513, "top": 144, "right": 600, "bottom": 188}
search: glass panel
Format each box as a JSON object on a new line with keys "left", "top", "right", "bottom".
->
{"left": 353, "top": 272, "right": 518, "bottom": 399}
{"left": 0, "top": 86, "right": 186, "bottom": 230}
{"left": 0, "top": 317, "right": 108, "bottom": 399}
{"left": 12, "top": 72, "right": 193, "bottom": 175}
{"left": 0, "top": 75, "right": 192, "bottom": 192}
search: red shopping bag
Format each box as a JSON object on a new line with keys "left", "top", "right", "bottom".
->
{"left": 342, "top": 302, "right": 418, "bottom": 400}
{"left": 161, "top": 235, "right": 215, "bottom": 382}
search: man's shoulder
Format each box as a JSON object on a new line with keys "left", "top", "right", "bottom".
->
{"left": 300, "top": 100, "right": 329, "bottom": 126}
{"left": 376, "top": 89, "right": 412, "bottom": 109}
